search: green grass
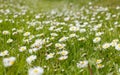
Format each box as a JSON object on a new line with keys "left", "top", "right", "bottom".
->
{"left": 0, "top": 0, "right": 120, "bottom": 75}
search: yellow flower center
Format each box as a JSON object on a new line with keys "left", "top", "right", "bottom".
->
{"left": 81, "top": 61, "right": 85, "bottom": 64}
{"left": 10, "top": 61, "right": 14, "bottom": 65}
{"left": 34, "top": 69, "right": 38, "bottom": 73}
{"left": 61, "top": 52, "right": 65, "bottom": 55}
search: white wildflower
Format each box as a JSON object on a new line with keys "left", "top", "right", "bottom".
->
{"left": 77, "top": 60, "right": 88, "bottom": 68}
{"left": 28, "top": 66, "right": 44, "bottom": 75}
{"left": 58, "top": 56, "right": 68, "bottom": 60}
{"left": 2, "top": 30, "right": 10, "bottom": 35}
{"left": 102, "top": 43, "right": 110, "bottom": 49}
{"left": 3, "top": 57, "right": 16, "bottom": 67}
{"left": 23, "top": 32, "right": 30, "bottom": 36}
{"left": 0, "top": 50, "right": 9, "bottom": 56}
{"left": 115, "top": 44, "right": 120, "bottom": 51}
{"left": 7, "top": 38, "right": 13, "bottom": 43}
{"left": 26, "top": 55, "right": 37, "bottom": 64}
{"left": 46, "top": 53, "right": 55, "bottom": 60}
{"left": 19, "top": 46, "right": 27, "bottom": 52}
{"left": 93, "top": 37, "right": 101, "bottom": 43}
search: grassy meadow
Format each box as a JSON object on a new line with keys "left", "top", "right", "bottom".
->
{"left": 0, "top": 0, "right": 120, "bottom": 75}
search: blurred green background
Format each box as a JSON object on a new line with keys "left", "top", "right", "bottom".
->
{"left": 0, "top": 0, "right": 120, "bottom": 13}
{"left": 1, "top": 0, "right": 120, "bottom": 9}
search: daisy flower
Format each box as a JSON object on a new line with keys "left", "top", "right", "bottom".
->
{"left": 7, "top": 38, "right": 13, "bottom": 43}
{"left": 55, "top": 43, "right": 66, "bottom": 49}
{"left": 46, "top": 53, "right": 55, "bottom": 60}
{"left": 19, "top": 46, "right": 27, "bottom": 52}
{"left": 3, "top": 57, "right": 16, "bottom": 67}
{"left": 102, "top": 43, "right": 110, "bottom": 49}
{"left": 58, "top": 56, "right": 68, "bottom": 60}
{"left": 58, "top": 50, "right": 68, "bottom": 56}
{"left": 28, "top": 66, "right": 44, "bottom": 75}
{"left": 2, "top": 30, "right": 10, "bottom": 35}
{"left": 69, "top": 26, "right": 79, "bottom": 32}
{"left": 93, "top": 37, "right": 101, "bottom": 43}
{"left": 26, "top": 55, "right": 37, "bottom": 64}
{"left": 96, "top": 59, "right": 102, "bottom": 64}
{"left": 77, "top": 60, "right": 88, "bottom": 68}
{"left": 0, "top": 50, "right": 9, "bottom": 57}
{"left": 96, "top": 64, "right": 104, "bottom": 69}
{"left": 23, "top": 32, "right": 31, "bottom": 36}
{"left": 115, "top": 44, "right": 120, "bottom": 51}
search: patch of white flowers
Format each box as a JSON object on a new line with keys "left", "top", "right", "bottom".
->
{"left": 1, "top": 2, "right": 120, "bottom": 75}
